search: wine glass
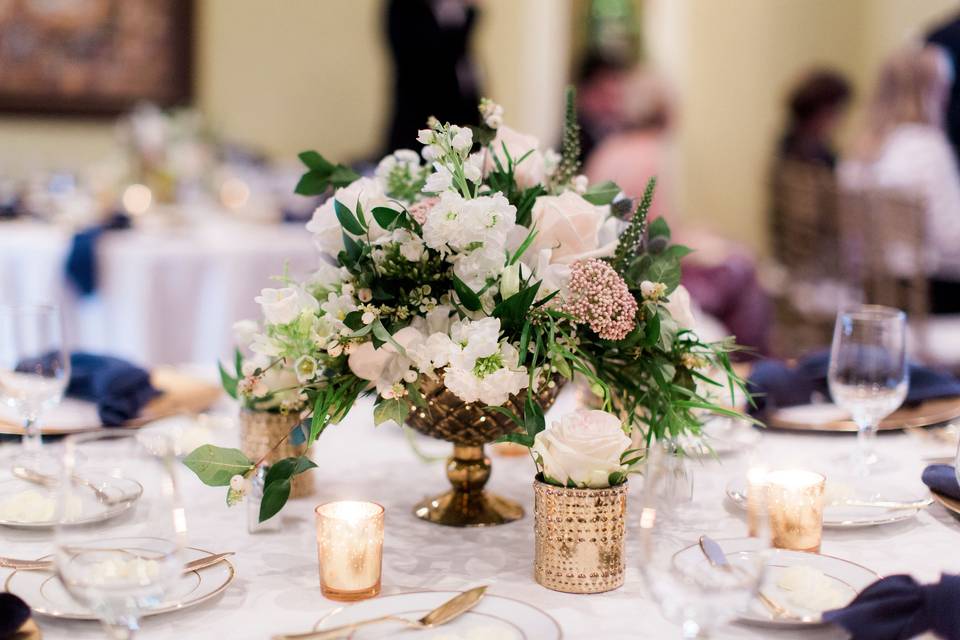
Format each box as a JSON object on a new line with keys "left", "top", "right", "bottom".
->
{"left": 827, "top": 305, "right": 908, "bottom": 474}
{"left": 54, "top": 431, "right": 187, "bottom": 639}
{"left": 638, "top": 441, "right": 769, "bottom": 638}
{"left": 0, "top": 304, "right": 70, "bottom": 468}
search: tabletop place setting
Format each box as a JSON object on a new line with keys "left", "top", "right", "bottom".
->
{"left": 5, "top": 5, "right": 960, "bottom": 637}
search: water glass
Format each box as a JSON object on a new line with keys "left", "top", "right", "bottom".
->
{"left": 827, "top": 305, "right": 908, "bottom": 473}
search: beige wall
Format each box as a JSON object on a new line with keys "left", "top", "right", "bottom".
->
{"left": 0, "top": 0, "right": 569, "bottom": 178}
{"left": 645, "top": 0, "right": 958, "bottom": 253}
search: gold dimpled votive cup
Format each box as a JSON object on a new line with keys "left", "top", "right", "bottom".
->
{"left": 315, "top": 500, "right": 385, "bottom": 601}
{"left": 764, "top": 470, "right": 826, "bottom": 553}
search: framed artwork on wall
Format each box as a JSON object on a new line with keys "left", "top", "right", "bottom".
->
{"left": 0, "top": 0, "right": 192, "bottom": 115}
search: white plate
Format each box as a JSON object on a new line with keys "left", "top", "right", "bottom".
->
{"left": 0, "top": 474, "right": 142, "bottom": 529}
{"left": 674, "top": 538, "right": 879, "bottom": 629}
{"left": 311, "top": 591, "right": 561, "bottom": 639}
{"left": 4, "top": 540, "right": 235, "bottom": 621}
{"left": 725, "top": 476, "right": 926, "bottom": 528}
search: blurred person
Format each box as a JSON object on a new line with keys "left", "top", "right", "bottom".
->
{"left": 575, "top": 54, "right": 632, "bottom": 161}
{"left": 841, "top": 45, "right": 960, "bottom": 314}
{"left": 928, "top": 10, "right": 960, "bottom": 163}
{"left": 584, "top": 69, "right": 674, "bottom": 220}
{"left": 384, "top": 0, "right": 480, "bottom": 153}
{"left": 778, "top": 70, "right": 852, "bottom": 168}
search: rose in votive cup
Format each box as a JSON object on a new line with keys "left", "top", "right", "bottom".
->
{"left": 315, "top": 501, "right": 385, "bottom": 601}
{"left": 764, "top": 470, "right": 826, "bottom": 553}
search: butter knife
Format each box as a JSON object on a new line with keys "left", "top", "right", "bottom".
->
{"left": 0, "top": 551, "right": 234, "bottom": 573}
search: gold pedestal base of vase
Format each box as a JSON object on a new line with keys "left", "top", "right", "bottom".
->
{"left": 413, "top": 444, "right": 523, "bottom": 527}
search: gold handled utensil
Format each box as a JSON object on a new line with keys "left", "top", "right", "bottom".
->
{"left": 272, "top": 586, "right": 488, "bottom": 640}
{"left": 0, "top": 551, "right": 234, "bottom": 573}
{"left": 12, "top": 465, "right": 130, "bottom": 506}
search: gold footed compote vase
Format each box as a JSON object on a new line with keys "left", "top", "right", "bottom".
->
{"left": 406, "top": 376, "right": 563, "bottom": 527}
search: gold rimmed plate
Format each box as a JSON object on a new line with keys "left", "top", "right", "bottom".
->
{"left": 0, "top": 474, "right": 142, "bottom": 529}
{"left": 767, "top": 397, "right": 960, "bottom": 433}
{"left": 4, "top": 541, "right": 235, "bottom": 621}
{"left": 931, "top": 491, "right": 960, "bottom": 520}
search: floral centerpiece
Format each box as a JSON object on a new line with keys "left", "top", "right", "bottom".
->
{"left": 183, "top": 89, "right": 746, "bottom": 524}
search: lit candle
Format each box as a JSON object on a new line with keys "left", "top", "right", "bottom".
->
{"left": 315, "top": 500, "right": 384, "bottom": 601}
{"left": 764, "top": 469, "right": 826, "bottom": 553}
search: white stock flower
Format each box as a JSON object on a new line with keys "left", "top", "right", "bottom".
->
{"left": 232, "top": 319, "right": 259, "bottom": 348}
{"left": 374, "top": 149, "right": 420, "bottom": 182}
{"left": 390, "top": 228, "right": 425, "bottom": 262}
{"left": 452, "top": 243, "right": 506, "bottom": 291}
{"left": 306, "top": 263, "right": 348, "bottom": 292}
{"left": 663, "top": 284, "right": 697, "bottom": 330}
{"left": 532, "top": 410, "right": 631, "bottom": 488}
{"left": 423, "top": 163, "right": 453, "bottom": 193}
{"left": 255, "top": 287, "right": 319, "bottom": 325}
{"left": 479, "top": 98, "right": 504, "bottom": 129}
{"left": 416, "top": 129, "right": 434, "bottom": 145}
{"left": 444, "top": 341, "right": 528, "bottom": 406}
{"left": 464, "top": 152, "right": 484, "bottom": 183}
{"left": 486, "top": 125, "right": 545, "bottom": 189}
{"left": 449, "top": 125, "right": 473, "bottom": 152}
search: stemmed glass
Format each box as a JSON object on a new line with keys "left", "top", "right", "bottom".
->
{"left": 54, "top": 431, "right": 187, "bottom": 639}
{"left": 638, "top": 441, "right": 769, "bottom": 638}
{"left": 827, "top": 305, "right": 908, "bottom": 474}
{"left": 0, "top": 304, "right": 70, "bottom": 467}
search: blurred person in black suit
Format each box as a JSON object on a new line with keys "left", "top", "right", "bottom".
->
{"left": 385, "top": 0, "right": 480, "bottom": 153}
{"left": 928, "top": 10, "right": 960, "bottom": 164}
{"left": 778, "top": 69, "right": 852, "bottom": 169}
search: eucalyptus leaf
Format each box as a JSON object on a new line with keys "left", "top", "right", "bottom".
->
{"left": 582, "top": 180, "right": 621, "bottom": 205}
{"left": 183, "top": 445, "right": 253, "bottom": 487}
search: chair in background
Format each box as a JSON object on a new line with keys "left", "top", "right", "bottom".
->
{"left": 766, "top": 160, "right": 856, "bottom": 358}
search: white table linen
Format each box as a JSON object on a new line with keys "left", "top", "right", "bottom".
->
{"left": 1, "top": 385, "right": 954, "bottom": 640}
{"left": 0, "top": 218, "right": 318, "bottom": 366}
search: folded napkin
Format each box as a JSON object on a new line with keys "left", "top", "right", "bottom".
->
{"left": 747, "top": 350, "right": 960, "bottom": 417}
{"left": 65, "top": 212, "right": 130, "bottom": 296}
{"left": 0, "top": 593, "right": 32, "bottom": 639}
{"left": 67, "top": 352, "right": 161, "bottom": 426}
{"left": 922, "top": 464, "right": 960, "bottom": 501}
{"left": 823, "top": 574, "right": 960, "bottom": 640}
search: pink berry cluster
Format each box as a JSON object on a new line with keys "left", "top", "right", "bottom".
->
{"left": 563, "top": 259, "right": 638, "bottom": 340}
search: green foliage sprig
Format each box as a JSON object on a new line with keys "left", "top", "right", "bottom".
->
{"left": 552, "top": 86, "right": 581, "bottom": 189}
{"left": 611, "top": 176, "right": 656, "bottom": 271}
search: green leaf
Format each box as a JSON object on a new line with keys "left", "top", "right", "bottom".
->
{"left": 648, "top": 216, "right": 671, "bottom": 241}
{"left": 496, "top": 431, "right": 534, "bottom": 447}
{"left": 608, "top": 471, "right": 627, "bottom": 486}
{"left": 582, "top": 180, "right": 621, "bottom": 205}
{"left": 372, "top": 319, "right": 407, "bottom": 355}
{"left": 372, "top": 206, "right": 400, "bottom": 230}
{"left": 643, "top": 309, "right": 661, "bottom": 347}
{"left": 373, "top": 397, "right": 410, "bottom": 426}
{"left": 233, "top": 348, "right": 243, "bottom": 378}
{"left": 334, "top": 200, "right": 365, "bottom": 235}
{"left": 183, "top": 445, "right": 253, "bottom": 486}
{"left": 646, "top": 255, "right": 682, "bottom": 294}
{"left": 508, "top": 229, "right": 538, "bottom": 265}
{"left": 329, "top": 165, "right": 360, "bottom": 188}
{"left": 486, "top": 405, "right": 523, "bottom": 428}
{"left": 452, "top": 275, "right": 482, "bottom": 311}
{"left": 218, "top": 361, "right": 238, "bottom": 399}
{"left": 294, "top": 170, "right": 329, "bottom": 195}
{"left": 341, "top": 231, "right": 362, "bottom": 266}
{"left": 259, "top": 477, "right": 291, "bottom": 522}
{"left": 343, "top": 310, "right": 365, "bottom": 331}
{"left": 492, "top": 281, "right": 541, "bottom": 332}
{"left": 298, "top": 150, "right": 335, "bottom": 173}
{"left": 523, "top": 393, "right": 545, "bottom": 439}
{"left": 355, "top": 200, "right": 366, "bottom": 228}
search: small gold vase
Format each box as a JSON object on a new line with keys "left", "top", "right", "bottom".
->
{"left": 533, "top": 479, "right": 628, "bottom": 594}
{"left": 239, "top": 409, "right": 315, "bottom": 499}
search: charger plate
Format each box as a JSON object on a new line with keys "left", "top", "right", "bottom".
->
{"left": 931, "top": 491, "right": 960, "bottom": 520}
{"left": 768, "top": 397, "right": 960, "bottom": 433}
{"left": 4, "top": 541, "right": 235, "bottom": 620}
{"left": 310, "top": 591, "right": 561, "bottom": 639}
{"left": 0, "top": 367, "right": 222, "bottom": 435}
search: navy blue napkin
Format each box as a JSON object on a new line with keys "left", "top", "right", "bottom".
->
{"left": 65, "top": 212, "right": 131, "bottom": 296}
{"left": 747, "top": 350, "right": 960, "bottom": 417}
{"left": 0, "top": 593, "right": 31, "bottom": 638}
{"left": 67, "top": 352, "right": 160, "bottom": 426}
{"left": 824, "top": 574, "right": 960, "bottom": 640}
{"left": 922, "top": 464, "right": 960, "bottom": 501}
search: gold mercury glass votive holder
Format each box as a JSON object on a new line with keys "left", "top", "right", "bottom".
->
{"left": 763, "top": 469, "right": 826, "bottom": 553}
{"left": 533, "top": 480, "right": 628, "bottom": 594}
{"left": 315, "top": 501, "right": 385, "bottom": 601}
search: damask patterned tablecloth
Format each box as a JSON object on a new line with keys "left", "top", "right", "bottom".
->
{"left": 1, "top": 387, "right": 955, "bottom": 640}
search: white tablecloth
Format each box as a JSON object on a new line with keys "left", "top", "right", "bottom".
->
{"left": 0, "top": 218, "right": 318, "bottom": 366}
{"left": 1, "top": 386, "right": 955, "bottom": 640}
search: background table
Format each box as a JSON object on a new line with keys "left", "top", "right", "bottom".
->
{"left": 1, "top": 385, "right": 955, "bottom": 639}
{"left": 0, "top": 218, "right": 318, "bottom": 366}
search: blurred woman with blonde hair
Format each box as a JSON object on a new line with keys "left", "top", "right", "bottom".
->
{"left": 841, "top": 44, "right": 960, "bottom": 312}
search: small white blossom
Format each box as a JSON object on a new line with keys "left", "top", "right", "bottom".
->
{"left": 423, "top": 163, "right": 453, "bottom": 193}
{"left": 230, "top": 474, "right": 246, "bottom": 492}
{"left": 416, "top": 129, "right": 434, "bottom": 145}
{"left": 361, "top": 311, "right": 376, "bottom": 325}
{"left": 640, "top": 280, "right": 667, "bottom": 301}
{"left": 294, "top": 355, "right": 318, "bottom": 383}
{"left": 358, "top": 288, "right": 373, "bottom": 302}
{"left": 572, "top": 174, "right": 589, "bottom": 194}
{"left": 464, "top": 152, "right": 484, "bottom": 183}
{"left": 449, "top": 125, "right": 473, "bottom": 152}
{"left": 479, "top": 98, "right": 504, "bottom": 129}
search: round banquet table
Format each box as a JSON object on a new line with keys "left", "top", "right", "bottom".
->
{"left": 0, "top": 217, "right": 318, "bottom": 367}
{"left": 0, "top": 384, "right": 954, "bottom": 640}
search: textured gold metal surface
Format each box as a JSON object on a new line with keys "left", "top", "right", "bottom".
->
{"left": 240, "top": 409, "right": 314, "bottom": 499}
{"left": 533, "top": 480, "right": 628, "bottom": 594}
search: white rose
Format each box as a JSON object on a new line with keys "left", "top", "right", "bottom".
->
{"left": 662, "top": 284, "right": 696, "bottom": 330}
{"left": 306, "top": 178, "right": 396, "bottom": 256}
{"left": 254, "top": 287, "right": 319, "bottom": 325}
{"left": 486, "top": 125, "right": 545, "bottom": 189}
{"left": 529, "top": 192, "right": 616, "bottom": 264}
{"left": 532, "top": 409, "right": 630, "bottom": 488}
